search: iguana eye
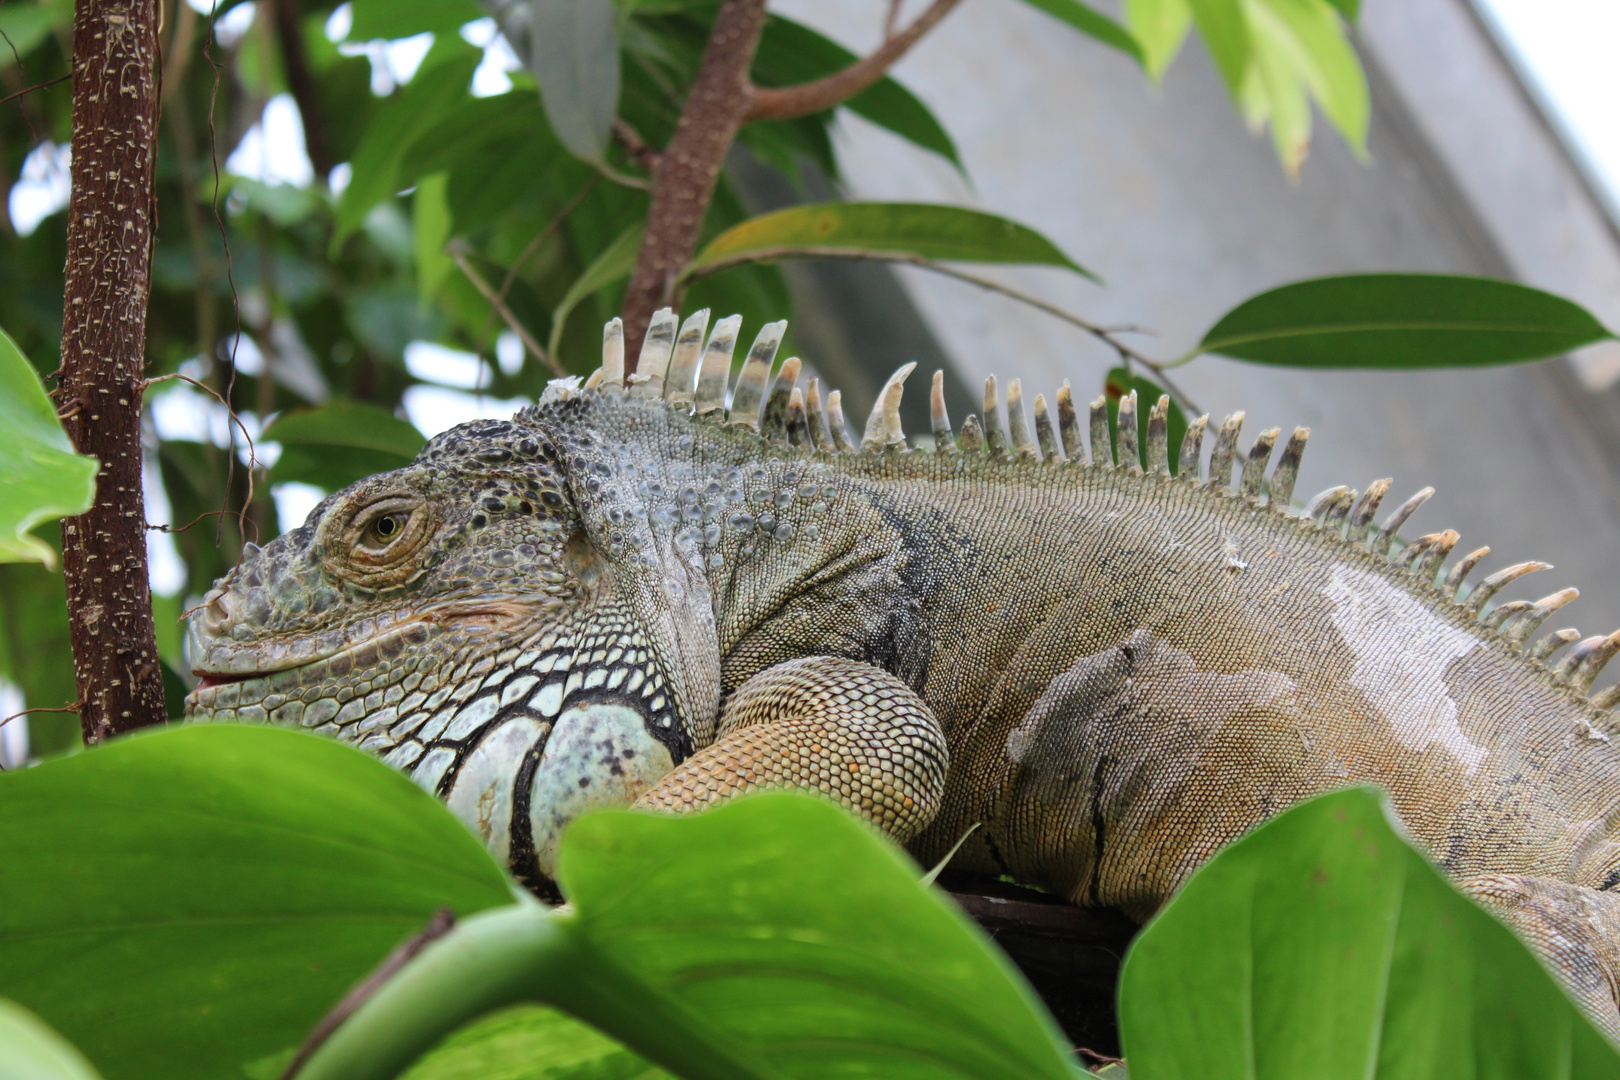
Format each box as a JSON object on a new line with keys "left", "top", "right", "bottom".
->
{"left": 321, "top": 494, "right": 441, "bottom": 589}
{"left": 368, "top": 513, "right": 404, "bottom": 544}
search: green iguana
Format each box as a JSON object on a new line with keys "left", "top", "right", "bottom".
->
{"left": 185, "top": 310, "right": 1620, "bottom": 1034}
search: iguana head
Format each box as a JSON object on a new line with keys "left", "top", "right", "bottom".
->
{"left": 184, "top": 310, "right": 887, "bottom": 887}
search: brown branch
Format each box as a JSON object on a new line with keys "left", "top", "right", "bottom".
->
{"left": 0, "top": 73, "right": 71, "bottom": 108}
{"left": 619, "top": 0, "right": 769, "bottom": 362}
{"left": 449, "top": 243, "right": 565, "bottom": 377}
{"left": 58, "top": 0, "right": 168, "bottom": 745}
{"left": 268, "top": 0, "right": 334, "bottom": 177}
{"left": 1, "top": 701, "right": 85, "bottom": 731}
{"left": 745, "top": 0, "right": 962, "bottom": 123}
{"left": 281, "top": 909, "right": 456, "bottom": 1080}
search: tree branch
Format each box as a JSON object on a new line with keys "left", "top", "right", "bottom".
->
{"left": 619, "top": 0, "right": 769, "bottom": 362}
{"left": 745, "top": 0, "right": 962, "bottom": 123}
{"left": 269, "top": 0, "right": 334, "bottom": 178}
{"left": 450, "top": 242, "right": 565, "bottom": 377}
{"left": 59, "top": 0, "right": 169, "bottom": 743}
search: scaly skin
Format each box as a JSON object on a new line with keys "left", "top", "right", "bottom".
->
{"left": 187, "top": 312, "right": 1620, "bottom": 1033}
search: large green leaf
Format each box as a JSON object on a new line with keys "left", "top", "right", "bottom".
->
{"left": 754, "top": 18, "right": 965, "bottom": 169}
{"left": 0, "top": 999, "right": 103, "bottom": 1080}
{"left": 1018, "top": 0, "right": 1145, "bottom": 63}
{"left": 1197, "top": 273, "right": 1615, "bottom": 368}
{"left": 265, "top": 403, "right": 427, "bottom": 494}
{"left": 299, "top": 794, "right": 1077, "bottom": 1080}
{"left": 0, "top": 326, "right": 97, "bottom": 567}
{"left": 527, "top": 0, "right": 620, "bottom": 162}
{"left": 1119, "top": 788, "right": 1620, "bottom": 1078}
{"left": 687, "top": 202, "right": 1095, "bottom": 281}
{"left": 0, "top": 725, "right": 515, "bottom": 1080}
{"left": 403, "top": 1006, "right": 669, "bottom": 1080}
{"left": 548, "top": 223, "right": 644, "bottom": 363}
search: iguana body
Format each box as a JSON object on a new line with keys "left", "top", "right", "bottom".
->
{"left": 186, "top": 311, "right": 1620, "bottom": 1033}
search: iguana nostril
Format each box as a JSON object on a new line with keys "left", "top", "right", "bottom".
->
{"left": 201, "top": 591, "right": 233, "bottom": 636}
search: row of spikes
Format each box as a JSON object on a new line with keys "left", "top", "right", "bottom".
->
{"left": 587, "top": 313, "right": 1620, "bottom": 712}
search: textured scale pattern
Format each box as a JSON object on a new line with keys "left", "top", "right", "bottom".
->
{"left": 187, "top": 309, "right": 1620, "bottom": 1033}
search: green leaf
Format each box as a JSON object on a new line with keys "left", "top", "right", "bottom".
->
{"left": 299, "top": 794, "right": 1077, "bottom": 1080}
{"left": 1185, "top": 0, "right": 1249, "bottom": 92}
{"left": 402, "top": 1006, "right": 670, "bottom": 1080}
{"left": 414, "top": 173, "right": 454, "bottom": 305}
{"left": 1325, "top": 0, "right": 1358, "bottom": 20}
{"left": 347, "top": 0, "right": 483, "bottom": 39}
{"left": 1241, "top": 0, "right": 1369, "bottom": 173}
{"left": 0, "top": 725, "right": 514, "bottom": 1080}
{"left": 265, "top": 403, "right": 427, "bottom": 493}
{"left": 1119, "top": 788, "right": 1620, "bottom": 1077}
{"left": 527, "top": 0, "right": 620, "bottom": 162}
{"left": 1126, "top": 0, "right": 1194, "bottom": 78}
{"left": 1198, "top": 273, "right": 1616, "bottom": 368}
{"left": 687, "top": 202, "right": 1096, "bottom": 282}
{"left": 0, "top": 999, "right": 104, "bottom": 1080}
{"left": 333, "top": 43, "right": 482, "bottom": 245}
{"left": 1104, "top": 367, "right": 1187, "bottom": 475}
{"left": 548, "top": 223, "right": 644, "bottom": 363}
{"left": 0, "top": 325, "right": 97, "bottom": 567}
{"left": 1017, "top": 0, "right": 1145, "bottom": 64}
{"left": 754, "top": 18, "right": 965, "bottom": 169}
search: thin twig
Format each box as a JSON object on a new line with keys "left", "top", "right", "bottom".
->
{"left": 885, "top": 0, "right": 906, "bottom": 39}
{"left": 281, "top": 909, "right": 457, "bottom": 1080}
{"left": 449, "top": 243, "right": 565, "bottom": 377}
{"left": 0, "top": 73, "right": 70, "bottom": 108}
{"left": 612, "top": 118, "right": 660, "bottom": 172}
{"left": 745, "top": 0, "right": 962, "bottom": 122}
{"left": 1, "top": 701, "right": 84, "bottom": 731}
{"left": 685, "top": 251, "right": 1203, "bottom": 414}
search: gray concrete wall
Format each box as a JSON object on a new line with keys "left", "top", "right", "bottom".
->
{"left": 771, "top": 0, "right": 1620, "bottom": 655}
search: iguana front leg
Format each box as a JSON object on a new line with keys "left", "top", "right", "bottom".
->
{"left": 634, "top": 656, "right": 949, "bottom": 842}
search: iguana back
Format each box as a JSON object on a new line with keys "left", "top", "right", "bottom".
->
{"left": 185, "top": 310, "right": 1620, "bottom": 1034}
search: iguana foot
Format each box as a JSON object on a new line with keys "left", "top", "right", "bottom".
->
{"left": 1461, "top": 873, "right": 1620, "bottom": 1041}
{"left": 634, "top": 656, "right": 948, "bottom": 842}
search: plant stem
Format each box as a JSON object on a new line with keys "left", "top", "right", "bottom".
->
{"left": 58, "top": 0, "right": 168, "bottom": 743}
{"left": 619, "top": 0, "right": 768, "bottom": 363}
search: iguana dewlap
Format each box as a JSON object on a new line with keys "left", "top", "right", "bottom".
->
{"left": 186, "top": 311, "right": 1620, "bottom": 1034}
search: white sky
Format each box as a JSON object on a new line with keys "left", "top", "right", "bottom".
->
{"left": 1472, "top": 0, "right": 1620, "bottom": 218}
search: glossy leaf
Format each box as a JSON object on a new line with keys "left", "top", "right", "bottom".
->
{"left": 299, "top": 794, "right": 1077, "bottom": 1080}
{"left": 687, "top": 202, "right": 1095, "bottom": 281}
{"left": 1019, "top": 0, "right": 1145, "bottom": 63}
{"left": 0, "top": 325, "right": 97, "bottom": 567}
{"left": 0, "top": 725, "right": 515, "bottom": 1080}
{"left": 1104, "top": 367, "right": 1187, "bottom": 475}
{"left": 1120, "top": 788, "right": 1620, "bottom": 1078}
{"left": 1198, "top": 273, "right": 1615, "bottom": 368}
{"left": 402, "top": 1006, "right": 669, "bottom": 1080}
{"left": 527, "top": 0, "right": 620, "bottom": 162}
{"left": 0, "top": 999, "right": 104, "bottom": 1080}
{"left": 548, "top": 223, "right": 644, "bottom": 363}
{"left": 346, "top": 0, "right": 483, "bottom": 40}
{"left": 265, "top": 403, "right": 427, "bottom": 494}
{"left": 755, "top": 18, "right": 965, "bottom": 168}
